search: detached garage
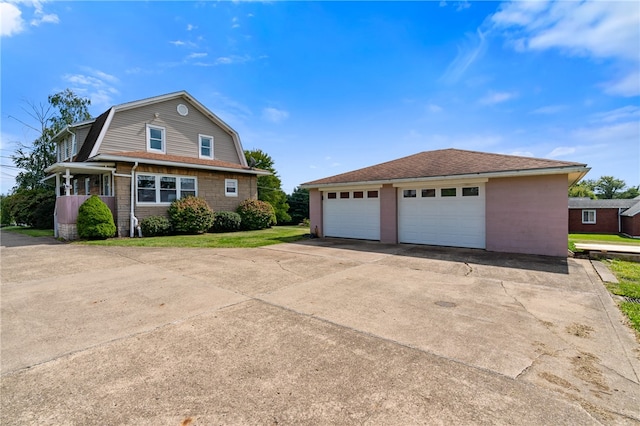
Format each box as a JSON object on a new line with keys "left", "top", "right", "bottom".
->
{"left": 302, "top": 148, "right": 590, "bottom": 257}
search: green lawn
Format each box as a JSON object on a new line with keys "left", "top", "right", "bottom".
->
{"left": 1, "top": 226, "right": 54, "bottom": 238}
{"left": 78, "top": 226, "right": 309, "bottom": 248}
{"left": 569, "top": 233, "right": 640, "bottom": 246}
{"left": 603, "top": 259, "right": 640, "bottom": 336}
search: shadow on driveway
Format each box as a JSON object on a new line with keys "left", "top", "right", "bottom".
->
{"left": 290, "top": 237, "right": 570, "bottom": 275}
{"left": 0, "top": 230, "right": 61, "bottom": 248}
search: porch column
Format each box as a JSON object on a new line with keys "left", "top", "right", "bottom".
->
{"left": 55, "top": 173, "right": 61, "bottom": 197}
{"left": 64, "top": 168, "right": 73, "bottom": 196}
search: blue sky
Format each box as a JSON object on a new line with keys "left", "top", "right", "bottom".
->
{"left": 1, "top": 0, "right": 639, "bottom": 195}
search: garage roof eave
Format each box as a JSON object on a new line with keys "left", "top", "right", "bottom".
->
{"left": 301, "top": 166, "right": 591, "bottom": 189}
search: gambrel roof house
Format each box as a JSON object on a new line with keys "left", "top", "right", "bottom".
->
{"left": 45, "top": 91, "right": 269, "bottom": 240}
{"left": 569, "top": 197, "right": 640, "bottom": 237}
{"left": 302, "top": 149, "right": 590, "bottom": 257}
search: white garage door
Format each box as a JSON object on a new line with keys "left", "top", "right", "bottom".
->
{"left": 323, "top": 189, "right": 380, "bottom": 240}
{"left": 398, "top": 184, "right": 485, "bottom": 249}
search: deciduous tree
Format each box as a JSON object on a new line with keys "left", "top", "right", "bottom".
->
{"left": 245, "top": 149, "right": 291, "bottom": 223}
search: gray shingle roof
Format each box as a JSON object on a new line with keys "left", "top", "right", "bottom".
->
{"left": 303, "top": 148, "right": 587, "bottom": 186}
{"left": 568, "top": 198, "right": 638, "bottom": 209}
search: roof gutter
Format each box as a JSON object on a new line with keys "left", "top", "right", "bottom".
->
{"left": 301, "top": 166, "right": 591, "bottom": 189}
{"left": 93, "top": 154, "right": 271, "bottom": 176}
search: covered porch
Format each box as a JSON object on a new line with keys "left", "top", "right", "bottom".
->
{"left": 44, "top": 163, "right": 117, "bottom": 240}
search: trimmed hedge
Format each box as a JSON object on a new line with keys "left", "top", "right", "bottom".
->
{"left": 77, "top": 195, "right": 116, "bottom": 239}
{"left": 211, "top": 211, "right": 242, "bottom": 233}
{"left": 168, "top": 196, "right": 215, "bottom": 234}
{"left": 236, "top": 199, "right": 276, "bottom": 230}
{"left": 140, "top": 215, "right": 171, "bottom": 237}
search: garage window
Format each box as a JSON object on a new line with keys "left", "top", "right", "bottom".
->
{"left": 353, "top": 191, "right": 364, "bottom": 199}
{"left": 327, "top": 192, "right": 337, "bottom": 199}
{"left": 367, "top": 190, "right": 378, "bottom": 198}
{"left": 403, "top": 189, "right": 417, "bottom": 198}
{"left": 582, "top": 210, "right": 596, "bottom": 224}
{"left": 340, "top": 192, "right": 350, "bottom": 199}
{"left": 463, "top": 187, "right": 479, "bottom": 196}
{"left": 421, "top": 188, "right": 436, "bottom": 197}
{"left": 441, "top": 188, "right": 456, "bottom": 197}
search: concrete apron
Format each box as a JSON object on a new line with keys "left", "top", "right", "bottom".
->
{"left": 1, "top": 235, "right": 639, "bottom": 424}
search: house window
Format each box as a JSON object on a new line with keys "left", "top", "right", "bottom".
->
{"left": 225, "top": 179, "right": 238, "bottom": 197}
{"left": 367, "top": 190, "right": 378, "bottom": 198}
{"left": 137, "top": 173, "right": 197, "bottom": 204}
{"left": 85, "top": 178, "right": 91, "bottom": 195}
{"left": 582, "top": 210, "right": 596, "bottom": 224}
{"left": 327, "top": 192, "right": 337, "bottom": 199}
{"left": 441, "top": 188, "right": 457, "bottom": 197}
{"left": 340, "top": 192, "right": 350, "bottom": 199}
{"left": 73, "top": 179, "right": 78, "bottom": 195}
{"left": 102, "top": 174, "right": 111, "bottom": 196}
{"left": 353, "top": 191, "right": 364, "bottom": 199}
{"left": 422, "top": 189, "right": 436, "bottom": 197}
{"left": 403, "top": 189, "right": 417, "bottom": 198}
{"left": 199, "top": 134, "right": 214, "bottom": 159}
{"left": 462, "top": 187, "right": 479, "bottom": 197}
{"left": 146, "top": 124, "right": 166, "bottom": 153}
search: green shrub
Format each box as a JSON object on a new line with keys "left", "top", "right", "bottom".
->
{"left": 140, "top": 215, "right": 171, "bottom": 237}
{"left": 211, "top": 211, "right": 242, "bottom": 233}
{"left": 168, "top": 196, "right": 215, "bottom": 234}
{"left": 3, "top": 188, "right": 55, "bottom": 229}
{"left": 236, "top": 199, "right": 276, "bottom": 230}
{"left": 77, "top": 195, "right": 116, "bottom": 239}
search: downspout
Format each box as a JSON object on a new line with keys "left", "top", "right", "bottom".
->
{"left": 619, "top": 208, "right": 622, "bottom": 234}
{"left": 130, "top": 161, "right": 138, "bottom": 238}
{"left": 64, "top": 127, "right": 76, "bottom": 159}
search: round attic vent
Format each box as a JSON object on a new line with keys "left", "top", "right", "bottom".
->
{"left": 177, "top": 104, "right": 189, "bottom": 116}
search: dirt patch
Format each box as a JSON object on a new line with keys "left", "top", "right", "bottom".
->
{"left": 571, "top": 352, "right": 609, "bottom": 392}
{"left": 566, "top": 323, "right": 594, "bottom": 338}
{"left": 538, "top": 372, "right": 579, "bottom": 392}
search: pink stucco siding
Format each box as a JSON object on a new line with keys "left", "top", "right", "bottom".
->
{"left": 486, "top": 174, "right": 568, "bottom": 257}
{"left": 309, "top": 189, "right": 323, "bottom": 237}
{"left": 380, "top": 184, "right": 397, "bottom": 243}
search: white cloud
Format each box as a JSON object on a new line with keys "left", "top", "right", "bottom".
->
{"left": 591, "top": 105, "right": 640, "bottom": 124}
{"left": 187, "top": 52, "right": 207, "bottom": 59}
{"left": 547, "top": 146, "right": 576, "bottom": 158}
{"left": 262, "top": 107, "right": 289, "bottom": 123}
{"left": 531, "top": 105, "right": 567, "bottom": 115}
{"left": 479, "top": 91, "right": 517, "bottom": 105}
{"left": 170, "top": 40, "right": 185, "bottom": 46}
{"left": 456, "top": 1, "right": 470, "bottom": 12}
{"left": 506, "top": 151, "right": 534, "bottom": 157}
{"left": 1, "top": 0, "right": 59, "bottom": 36}
{"left": 63, "top": 68, "right": 120, "bottom": 107}
{"left": 491, "top": 1, "right": 640, "bottom": 97}
{"left": 231, "top": 16, "right": 240, "bottom": 28}
{"left": 427, "top": 103, "right": 443, "bottom": 113}
{"left": 215, "top": 54, "right": 251, "bottom": 65}
{"left": 440, "top": 29, "right": 487, "bottom": 84}
{"left": 186, "top": 24, "right": 196, "bottom": 31}
{"left": 1, "top": 2, "right": 25, "bottom": 36}
{"left": 602, "top": 69, "right": 640, "bottom": 98}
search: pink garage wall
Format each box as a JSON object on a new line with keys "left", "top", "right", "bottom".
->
{"left": 486, "top": 174, "right": 568, "bottom": 257}
{"left": 309, "top": 189, "right": 323, "bottom": 237}
{"left": 380, "top": 184, "right": 397, "bottom": 243}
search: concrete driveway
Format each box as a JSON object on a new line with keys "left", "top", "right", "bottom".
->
{"left": 1, "top": 231, "right": 639, "bottom": 424}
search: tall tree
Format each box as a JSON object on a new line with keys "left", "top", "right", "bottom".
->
{"left": 244, "top": 149, "right": 291, "bottom": 223}
{"left": 568, "top": 181, "right": 596, "bottom": 199}
{"left": 287, "top": 186, "right": 309, "bottom": 224}
{"left": 11, "top": 89, "right": 91, "bottom": 191}
{"left": 594, "top": 176, "right": 626, "bottom": 199}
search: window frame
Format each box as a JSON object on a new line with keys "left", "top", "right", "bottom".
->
{"left": 146, "top": 124, "right": 166, "bottom": 154}
{"left": 582, "top": 209, "right": 596, "bottom": 224}
{"left": 199, "top": 134, "right": 214, "bottom": 159}
{"left": 225, "top": 179, "right": 238, "bottom": 197}
{"left": 136, "top": 173, "right": 198, "bottom": 205}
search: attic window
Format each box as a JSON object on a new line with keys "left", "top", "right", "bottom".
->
{"left": 146, "top": 124, "right": 166, "bottom": 154}
{"left": 199, "top": 134, "right": 214, "bottom": 159}
{"left": 403, "top": 189, "right": 417, "bottom": 198}
{"left": 327, "top": 192, "right": 337, "bottom": 199}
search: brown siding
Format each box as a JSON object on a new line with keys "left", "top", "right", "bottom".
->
{"left": 115, "top": 163, "right": 133, "bottom": 237}
{"left": 621, "top": 215, "right": 640, "bottom": 237}
{"left": 568, "top": 208, "right": 620, "bottom": 233}
{"left": 123, "top": 163, "right": 257, "bottom": 229}
{"left": 99, "top": 99, "right": 240, "bottom": 164}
